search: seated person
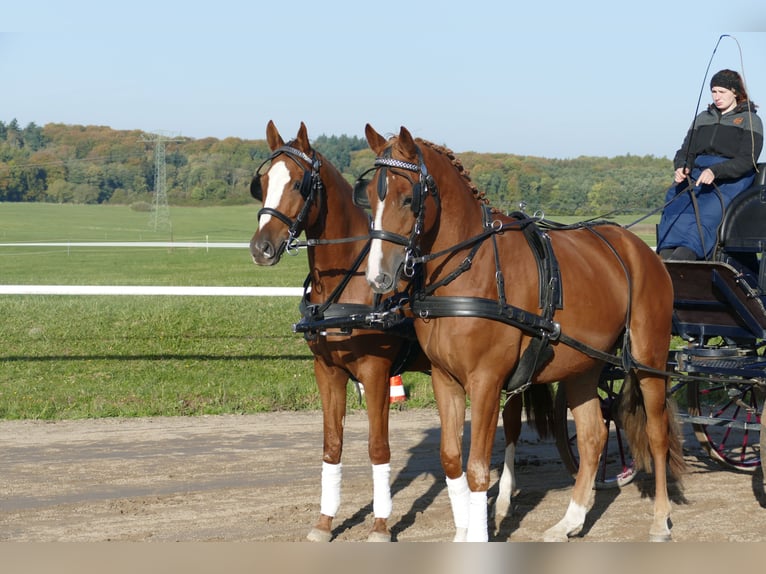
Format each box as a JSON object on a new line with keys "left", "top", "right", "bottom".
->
{"left": 657, "top": 69, "right": 763, "bottom": 261}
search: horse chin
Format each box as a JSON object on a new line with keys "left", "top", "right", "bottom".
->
{"left": 251, "top": 252, "right": 282, "bottom": 267}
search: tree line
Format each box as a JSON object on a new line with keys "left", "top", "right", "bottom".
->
{"left": 0, "top": 120, "right": 674, "bottom": 215}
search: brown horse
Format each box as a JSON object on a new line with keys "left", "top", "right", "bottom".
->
{"left": 358, "top": 124, "right": 686, "bottom": 542}
{"left": 249, "top": 121, "right": 549, "bottom": 541}
{"left": 250, "top": 120, "right": 431, "bottom": 542}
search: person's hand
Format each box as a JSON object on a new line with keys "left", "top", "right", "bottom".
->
{"left": 695, "top": 168, "right": 715, "bottom": 186}
{"left": 673, "top": 167, "right": 689, "bottom": 183}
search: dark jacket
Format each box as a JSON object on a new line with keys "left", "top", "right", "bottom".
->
{"left": 674, "top": 101, "right": 764, "bottom": 181}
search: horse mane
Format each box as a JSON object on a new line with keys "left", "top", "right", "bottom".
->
{"left": 414, "top": 138, "right": 491, "bottom": 207}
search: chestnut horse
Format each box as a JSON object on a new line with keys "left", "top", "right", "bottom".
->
{"left": 358, "top": 124, "right": 686, "bottom": 542}
{"left": 250, "top": 121, "right": 425, "bottom": 541}
{"left": 249, "top": 121, "right": 549, "bottom": 541}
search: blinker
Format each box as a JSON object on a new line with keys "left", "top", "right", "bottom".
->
{"left": 250, "top": 174, "right": 263, "bottom": 201}
{"left": 353, "top": 178, "right": 371, "bottom": 209}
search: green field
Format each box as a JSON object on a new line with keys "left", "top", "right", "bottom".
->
{"left": 0, "top": 204, "right": 658, "bottom": 420}
{"left": 0, "top": 203, "right": 435, "bottom": 419}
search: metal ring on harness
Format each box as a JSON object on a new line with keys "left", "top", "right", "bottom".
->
{"left": 286, "top": 235, "right": 301, "bottom": 255}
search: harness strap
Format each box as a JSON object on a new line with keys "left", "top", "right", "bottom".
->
{"left": 298, "top": 240, "right": 373, "bottom": 324}
{"left": 411, "top": 295, "right": 561, "bottom": 338}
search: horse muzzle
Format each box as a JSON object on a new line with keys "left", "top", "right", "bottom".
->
{"left": 250, "top": 235, "right": 285, "bottom": 266}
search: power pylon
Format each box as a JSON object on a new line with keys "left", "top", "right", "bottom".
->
{"left": 140, "top": 131, "right": 183, "bottom": 232}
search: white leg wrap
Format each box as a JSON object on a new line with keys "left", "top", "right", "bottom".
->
{"left": 467, "top": 490, "right": 489, "bottom": 542}
{"left": 372, "top": 463, "right": 392, "bottom": 519}
{"left": 446, "top": 473, "right": 470, "bottom": 531}
{"left": 320, "top": 462, "right": 342, "bottom": 517}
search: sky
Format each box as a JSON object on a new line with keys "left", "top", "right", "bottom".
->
{"left": 2, "top": 1, "right": 766, "bottom": 159}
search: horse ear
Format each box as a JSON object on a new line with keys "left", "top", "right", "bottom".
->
{"left": 398, "top": 126, "right": 417, "bottom": 156}
{"left": 266, "top": 120, "right": 284, "bottom": 151}
{"left": 295, "top": 122, "right": 310, "bottom": 153}
{"left": 365, "top": 123, "right": 387, "bottom": 154}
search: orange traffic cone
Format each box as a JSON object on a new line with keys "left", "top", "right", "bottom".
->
{"left": 389, "top": 374, "right": 406, "bottom": 404}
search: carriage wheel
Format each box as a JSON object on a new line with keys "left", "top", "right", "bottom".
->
{"left": 761, "top": 418, "right": 766, "bottom": 480}
{"left": 553, "top": 366, "right": 637, "bottom": 489}
{"left": 686, "top": 378, "right": 762, "bottom": 470}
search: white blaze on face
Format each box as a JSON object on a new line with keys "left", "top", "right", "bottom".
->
{"left": 366, "top": 186, "right": 387, "bottom": 285}
{"left": 257, "top": 162, "right": 291, "bottom": 229}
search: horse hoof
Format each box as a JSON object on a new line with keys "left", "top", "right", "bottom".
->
{"left": 542, "top": 527, "right": 569, "bottom": 542}
{"left": 453, "top": 527, "right": 468, "bottom": 542}
{"left": 366, "top": 531, "right": 391, "bottom": 542}
{"left": 648, "top": 532, "right": 672, "bottom": 542}
{"left": 306, "top": 527, "right": 332, "bottom": 542}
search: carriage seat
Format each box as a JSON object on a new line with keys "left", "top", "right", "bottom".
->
{"left": 716, "top": 162, "right": 766, "bottom": 291}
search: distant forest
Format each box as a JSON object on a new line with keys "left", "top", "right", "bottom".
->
{"left": 0, "top": 119, "right": 674, "bottom": 216}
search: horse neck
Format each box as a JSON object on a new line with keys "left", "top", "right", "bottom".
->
{"left": 305, "top": 162, "right": 370, "bottom": 289}
{"left": 426, "top": 163, "right": 487, "bottom": 255}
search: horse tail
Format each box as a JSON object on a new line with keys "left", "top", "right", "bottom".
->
{"left": 620, "top": 371, "right": 687, "bottom": 481}
{"left": 523, "top": 384, "right": 555, "bottom": 439}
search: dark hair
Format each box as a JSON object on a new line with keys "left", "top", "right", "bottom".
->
{"left": 710, "top": 69, "right": 749, "bottom": 103}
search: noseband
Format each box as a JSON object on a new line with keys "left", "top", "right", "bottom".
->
{"left": 252, "top": 145, "right": 323, "bottom": 254}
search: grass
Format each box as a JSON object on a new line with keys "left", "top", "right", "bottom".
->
{"left": 0, "top": 203, "right": 435, "bottom": 419}
{"left": 0, "top": 203, "right": 658, "bottom": 420}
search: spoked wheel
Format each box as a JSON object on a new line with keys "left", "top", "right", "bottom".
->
{"left": 686, "top": 378, "right": 763, "bottom": 470}
{"left": 553, "top": 365, "right": 637, "bottom": 489}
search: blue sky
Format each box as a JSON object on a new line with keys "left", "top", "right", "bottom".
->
{"left": 2, "top": 1, "right": 765, "bottom": 159}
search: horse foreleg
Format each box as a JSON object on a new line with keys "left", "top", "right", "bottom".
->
{"left": 365, "top": 373, "right": 393, "bottom": 542}
{"left": 463, "top": 378, "right": 503, "bottom": 542}
{"left": 307, "top": 366, "right": 348, "bottom": 542}
{"left": 432, "top": 370, "right": 469, "bottom": 542}
{"left": 495, "top": 394, "right": 522, "bottom": 524}
{"left": 543, "top": 380, "right": 604, "bottom": 542}
{"left": 306, "top": 462, "right": 342, "bottom": 542}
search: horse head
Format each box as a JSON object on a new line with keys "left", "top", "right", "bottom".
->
{"left": 359, "top": 124, "right": 440, "bottom": 293}
{"left": 249, "top": 120, "right": 322, "bottom": 266}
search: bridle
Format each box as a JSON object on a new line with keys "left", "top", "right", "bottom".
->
{"left": 251, "top": 145, "right": 323, "bottom": 254}
{"left": 353, "top": 145, "right": 439, "bottom": 275}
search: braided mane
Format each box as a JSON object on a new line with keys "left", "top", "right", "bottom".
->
{"left": 414, "top": 138, "right": 490, "bottom": 207}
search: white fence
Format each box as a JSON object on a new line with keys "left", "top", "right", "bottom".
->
{"left": 0, "top": 242, "right": 303, "bottom": 297}
{"left": 0, "top": 285, "right": 302, "bottom": 296}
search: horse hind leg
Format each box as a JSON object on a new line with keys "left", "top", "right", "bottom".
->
{"left": 543, "top": 375, "right": 605, "bottom": 542}
{"left": 495, "top": 393, "right": 522, "bottom": 525}
{"left": 622, "top": 370, "right": 685, "bottom": 542}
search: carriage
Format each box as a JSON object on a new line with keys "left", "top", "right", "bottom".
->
{"left": 251, "top": 121, "right": 764, "bottom": 542}
{"left": 556, "top": 165, "right": 766, "bottom": 486}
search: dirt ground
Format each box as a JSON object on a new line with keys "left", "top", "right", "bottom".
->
{"left": 1, "top": 408, "right": 765, "bottom": 543}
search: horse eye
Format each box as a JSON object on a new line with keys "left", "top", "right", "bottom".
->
{"left": 402, "top": 196, "right": 413, "bottom": 208}
{"left": 293, "top": 180, "right": 302, "bottom": 191}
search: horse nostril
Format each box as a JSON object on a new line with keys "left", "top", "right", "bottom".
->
{"left": 260, "top": 241, "right": 275, "bottom": 259}
{"left": 374, "top": 273, "right": 394, "bottom": 292}
{"left": 251, "top": 239, "right": 275, "bottom": 261}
